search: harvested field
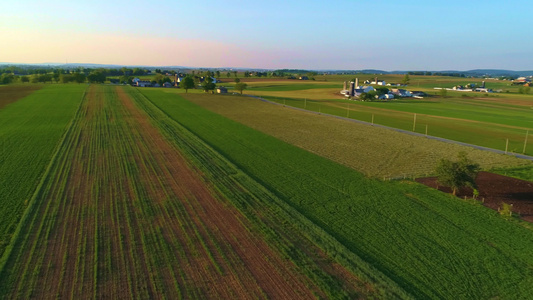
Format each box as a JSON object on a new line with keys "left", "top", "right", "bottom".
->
{"left": 0, "top": 85, "right": 41, "bottom": 109}
{"left": 416, "top": 172, "right": 533, "bottom": 222}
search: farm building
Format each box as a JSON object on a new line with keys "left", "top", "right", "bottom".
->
{"left": 391, "top": 89, "right": 412, "bottom": 97}
{"left": 217, "top": 86, "right": 228, "bottom": 94}
{"left": 512, "top": 77, "right": 531, "bottom": 85}
{"left": 200, "top": 77, "right": 217, "bottom": 83}
{"left": 299, "top": 76, "right": 309, "bottom": 80}
{"left": 136, "top": 81, "right": 152, "bottom": 87}
{"left": 162, "top": 82, "right": 173, "bottom": 88}
{"left": 378, "top": 93, "right": 395, "bottom": 100}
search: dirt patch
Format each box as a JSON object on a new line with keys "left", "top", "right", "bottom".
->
{"left": 416, "top": 171, "right": 533, "bottom": 222}
{"left": 0, "top": 85, "right": 41, "bottom": 109}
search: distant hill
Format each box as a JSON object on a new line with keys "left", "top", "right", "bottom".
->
{"left": 464, "top": 69, "right": 533, "bottom": 77}
{"left": 1, "top": 62, "right": 532, "bottom": 77}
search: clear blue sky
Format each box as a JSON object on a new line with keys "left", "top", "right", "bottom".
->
{"left": 1, "top": 0, "right": 531, "bottom": 70}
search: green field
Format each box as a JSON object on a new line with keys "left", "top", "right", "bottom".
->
{"left": 0, "top": 85, "right": 404, "bottom": 298}
{"left": 138, "top": 88, "right": 533, "bottom": 299}
{"left": 223, "top": 77, "right": 533, "bottom": 155}
{"left": 172, "top": 92, "right": 529, "bottom": 178}
{"left": 0, "top": 84, "right": 86, "bottom": 256}
{"left": 1, "top": 81, "right": 533, "bottom": 299}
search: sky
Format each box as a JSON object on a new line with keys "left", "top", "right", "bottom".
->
{"left": 0, "top": 0, "right": 531, "bottom": 70}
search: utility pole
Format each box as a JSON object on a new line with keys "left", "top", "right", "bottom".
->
{"left": 346, "top": 103, "right": 349, "bottom": 117}
{"left": 371, "top": 114, "right": 374, "bottom": 125}
{"left": 524, "top": 130, "right": 529, "bottom": 154}
{"left": 412, "top": 113, "right": 417, "bottom": 132}
{"left": 505, "top": 138, "right": 509, "bottom": 154}
{"left": 425, "top": 124, "right": 428, "bottom": 137}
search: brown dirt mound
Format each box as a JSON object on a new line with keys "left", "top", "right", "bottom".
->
{"left": 416, "top": 171, "right": 533, "bottom": 222}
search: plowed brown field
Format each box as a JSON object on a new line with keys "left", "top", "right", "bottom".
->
{"left": 0, "top": 85, "right": 41, "bottom": 109}
{"left": 416, "top": 171, "right": 533, "bottom": 222}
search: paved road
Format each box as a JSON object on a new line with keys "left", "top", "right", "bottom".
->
{"left": 249, "top": 95, "right": 533, "bottom": 162}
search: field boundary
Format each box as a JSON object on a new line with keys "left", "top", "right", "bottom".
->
{"left": 0, "top": 86, "right": 88, "bottom": 277}
{"left": 250, "top": 95, "right": 533, "bottom": 161}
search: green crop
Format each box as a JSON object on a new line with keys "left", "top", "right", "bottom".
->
{"left": 140, "top": 89, "right": 533, "bottom": 299}
{"left": 0, "top": 84, "right": 85, "bottom": 257}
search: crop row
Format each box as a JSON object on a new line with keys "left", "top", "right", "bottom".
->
{"left": 1, "top": 85, "right": 368, "bottom": 299}
{"left": 131, "top": 87, "right": 411, "bottom": 299}
{"left": 0, "top": 84, "right": 86, "bottom": 258}
{"left": 141, "top": 89, "right": 533, "bottom": 299}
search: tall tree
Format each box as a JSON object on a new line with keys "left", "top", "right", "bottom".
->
{"left": 435, "top": 152, "right": 480, "bottom": 196}
{"left": 180, "top": 76, "right": 195, "bottom": 93}
{"left": 234, "top": 82, "right": 247, "bottom": 94}
{"left": 402, "top": 74, "right": 410, "bottom": 85}
{"left": 201, "top": 76, "right": 216, "bottom": 93}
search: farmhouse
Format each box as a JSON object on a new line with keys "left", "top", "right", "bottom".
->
{"left": 136, "top": 80, "right": 152, "bottom": 87}
{"left": 411, "top": 91, "right": 427, "bottom": 97}
{"left": 391, "top": 89, "right": 412, "bottom": 97}
{"left": 370, "top": 77, "right": 386, "bottom": 85}
{"left": 378, "top": 93, "right": 395, "bottom": 100}
{"left": 513, "top": 77, "right": 531, "bottom": 85}
{"left": 200, "top": 76, "right": 217, "bottom": 83}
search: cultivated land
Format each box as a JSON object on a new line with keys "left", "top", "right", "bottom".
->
{"left": 138, "top": 88, "right": 533, "bottom": 299}
{"left": 0, "top": 85, "right": 41, "bottom": 109}
{"left": 220, "top": 75, "right": 533, "bottom": 156}
{"left": 0, "top": 85, "right": 402, "bottom": 299}
{"left": 176, "top": 93, "right": 530, "bottom": 178}
{"left": 0, "top": 84, "right": 85, "bottom": 256}
{"left": 1, "top": 78, "right": 533, "bottom": 299}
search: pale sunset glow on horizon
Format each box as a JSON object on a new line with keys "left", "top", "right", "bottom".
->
{"left": 1, "top": 0, "right": 531, "bottom": 70}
